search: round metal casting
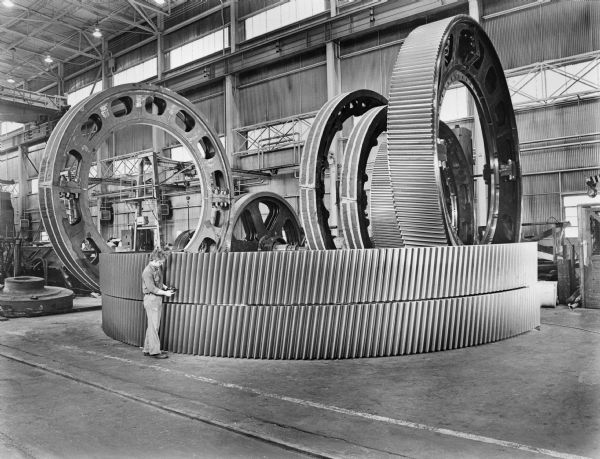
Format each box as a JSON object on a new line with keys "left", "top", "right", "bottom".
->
{"left": 38, "top": 84, "right": 233, "bottom": 291}
{"left": 340, "top": 105, "right": 387, "bottom": 249}
{"left": 224, "top": 191, "right": 303, "bottom": 252}
{"left": 438, "top": 121, "right": 475, "bottom": 245}
{"left": 339, "top": 104, "right": 472, "bottom": 248}
{"left": 100, "top": 243, "right": 539, "bottom": 359}
{"left": 387, "top": 14, "right": 521, "bottom": 247}
{"left": 0, "top": 276, "right": 74, "bottom": 317}
{"left": 299, "top": 90, "right": 387, "bottom": 250}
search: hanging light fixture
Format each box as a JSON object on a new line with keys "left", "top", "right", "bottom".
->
{"left": 154, "top": 0, "right": 165, "bottom": 5}
{"left": 2, "top": 0, "right": 15, "bottom": 7}
{"left": 7, "top": 77, "right": 15, "bottom": 83}
{"left": 92, "top": 27, "right": 102, "bottom": 38}
{"left": 44, "top": 55, "right": 53, "bottom": 64}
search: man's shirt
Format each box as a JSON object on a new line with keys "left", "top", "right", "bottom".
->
{"left": 142, "top": 264, "right": 163, "bottom": 295}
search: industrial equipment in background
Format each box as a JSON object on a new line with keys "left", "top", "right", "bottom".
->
{"left": 35, "top": 15, "right": 540, "bottom": 357}
{"left": 576, "top": 174, "right": 600, "bottom": 308}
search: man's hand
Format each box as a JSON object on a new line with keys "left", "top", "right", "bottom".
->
{"left": 163, "top": 289, "right": 175, "bottom": 298}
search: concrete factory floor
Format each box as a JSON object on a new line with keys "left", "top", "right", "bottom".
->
{"left": 0, "top": 298, "right": 598, "bottom": 459}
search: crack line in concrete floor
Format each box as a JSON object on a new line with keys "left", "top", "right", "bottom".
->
{"left": 540, "top": 321, "right": 600, "bottom": 335}
{"left": 0, "top": 430, "right": 38, "bottom": 459}
{"left": 0, "top": 349, "right": 335, "bottom": 459}
{"left": 26, "top": 343, "right": 594, "bottom": 459}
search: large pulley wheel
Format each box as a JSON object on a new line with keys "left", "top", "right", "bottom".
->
{"left": 224, "top": 191, "right": 303, "bottom": 251}
{"left": 38, "top": 83, "right": 233, "bottom": 291}
{"left": 174, "top": 192, "right": 304, "bottom": 252}
{"left": 299, "top": 90, "right": 387, "bottom": 250}
{"left": 387, "top": 14, "right": 521, "bottom": 247}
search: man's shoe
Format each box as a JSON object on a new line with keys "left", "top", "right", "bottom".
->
{"left": 151, "top": 353, "right": 168, "bottom": 359}
{"left": 143, "top": 352, "right": 150, "bottom": 356}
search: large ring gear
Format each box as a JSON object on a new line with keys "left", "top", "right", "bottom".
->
{"left": 39, "top": 16, "right": 536, "bottom": 359}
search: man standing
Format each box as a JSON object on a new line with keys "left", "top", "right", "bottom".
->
{"left": 141, "top": 248, "right": 174, "bottom": 359}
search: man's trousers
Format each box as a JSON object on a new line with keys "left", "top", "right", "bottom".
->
{"left": 143, "top": 294, "right": 163, "bottom": 355}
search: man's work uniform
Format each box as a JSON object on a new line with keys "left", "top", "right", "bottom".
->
{"left": 142, "top": 263, "right": 165, "bottom": 355}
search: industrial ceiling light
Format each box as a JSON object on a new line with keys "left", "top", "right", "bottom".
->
{"left": 44, "top": 55, "right": 53, "bottom": 64}
{"left": 2, "top": 0, "right": 15, "bottom": 7}
{"left": 92, "top": 27, "right": 102, "bottom": 38}
{"left": 7, "top": 77, "right": 15, "bottom": 83}
{"left": 154, "top": 0, "right": 166, "bottom": 5}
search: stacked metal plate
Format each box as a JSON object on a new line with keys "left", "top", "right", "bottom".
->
{"left": 100, "top": 243, "right": 539, "bottom": 359}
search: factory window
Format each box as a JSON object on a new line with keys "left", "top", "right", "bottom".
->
{"left": 170, "top": 145, "right": 192, "bottom": 162}
{"left": 112, "top": 160, "right": 130, "bottom": 177}
{"left": 244, "top": 116, "right": 315, "bottom": 153}
{"left": 30, "top": 178, "right": 39, "bottom": 195}
{"left": 244, "top": 0, "right": 326, "bottom": 40}
{"left": 506, "top": 56, "right": 600, "bottom": 107}
{"left": 40, "top": 231, "right": 49, "bottom": 242}
{"left": 563, "top": 194, "right": 600, "bottom": 238}
{"left": 113, "top": 58, "right": 158, "bottom": 86}
{"left": 67, "top": 82, "right": 103, "bottom": 107}
{"left": 440, "top": 85, "right": 470, "bottom": 122}
{"left": 169, "top": 28, "right": 229, "bottom": 70}
{"left": 170, "top": 138, "right": 225, "bottom": 162}
{"left": 0, "top": 183, "right": 19, "bottom": 197}
{"left": 0, "top": 121, "right": 24, "bottom": 135}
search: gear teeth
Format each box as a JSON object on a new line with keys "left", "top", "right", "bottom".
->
{"left": 340, "top": 105, "right": 388, "bottom": 249}
{"left": 299, "top": 90, "right": 387, "bottom": 250}
{"left": 386, "top": 17, "right": 456, "bottom": 247}
{"left": 100, "top": 244, "right": 539, "bottom": 359}
{"left": 370, "top": 140, "right": 406, "bottom": 248}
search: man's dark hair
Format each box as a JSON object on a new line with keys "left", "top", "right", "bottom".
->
{"left": 149, "top": 248, "right": 168, "bottom": 262}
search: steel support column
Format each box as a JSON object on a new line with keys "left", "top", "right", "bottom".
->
{"left": 326, "top": 39, "right": 341, "bottom": 240}
{"left": 18, "top": 145, "right": 27, "bottom": 235}
{"left": 225, "top": 74, "right": 240, "bottom": 159}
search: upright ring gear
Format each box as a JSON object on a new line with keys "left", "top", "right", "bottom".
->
{"left": 438, "top": 121, "right": 475, "bottom": 245}
{"left": 299, "top": 90, "right": 387, "bottom": 250}
{"left": 340, "top": 105, "right": 387, "bottom": 249}
{"left": 340, "top": 106, "right": 472, "bottom": 249}
{"left": 223, "top": 191, "right": 304, "bottom": 252}
{"left": 38, "top": 83, "right": 233, "bottom": 291}
{"left": 369, "top": 139, "right": 405, "bottom": 248}
{"left": 387, "top": 14, "right": 521, "bottom": 247}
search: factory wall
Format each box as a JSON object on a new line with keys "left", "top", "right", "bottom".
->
{"left": 484, "top": 0, "right": 600, "bottom": 69}
{"left": 482, "top": 0, "right": 600, "bottom": 239}
{"left": 2, "top": 0, "right": 599, "bottom": 246}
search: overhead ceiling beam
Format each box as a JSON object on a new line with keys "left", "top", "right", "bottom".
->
{"left": 0, "top": 28, "right": 101, "bottom": 61}
{"left": 21, "top": 0, "right": 165, "bottom": 86}
{"left": 0, "top": 55, "right": 57, "bottom": 79}
{"left": 5, "top": 8, "right": 74, "bottom": 54}
{"left": 62, "top": 0, "right": 156, "bottom": 34}
{"left": 126, "top": 0, "right": 159, "bottom": 33}
{"left": 129, "top": 0, "right": 169, "bottom": 16}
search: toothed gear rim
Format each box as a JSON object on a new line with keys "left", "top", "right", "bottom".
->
{"left": 387, "top": 14, "right": 521, "bottom": 247}
{"left": 299, "top": 90, "right": 387, "bottom": 250}
{"left": 340, "top": 105, "right": 388, "bottom": 249}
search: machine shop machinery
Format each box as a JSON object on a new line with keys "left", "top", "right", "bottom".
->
{"left": 39, "top": 15, "right": 539, "bottom": 359}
